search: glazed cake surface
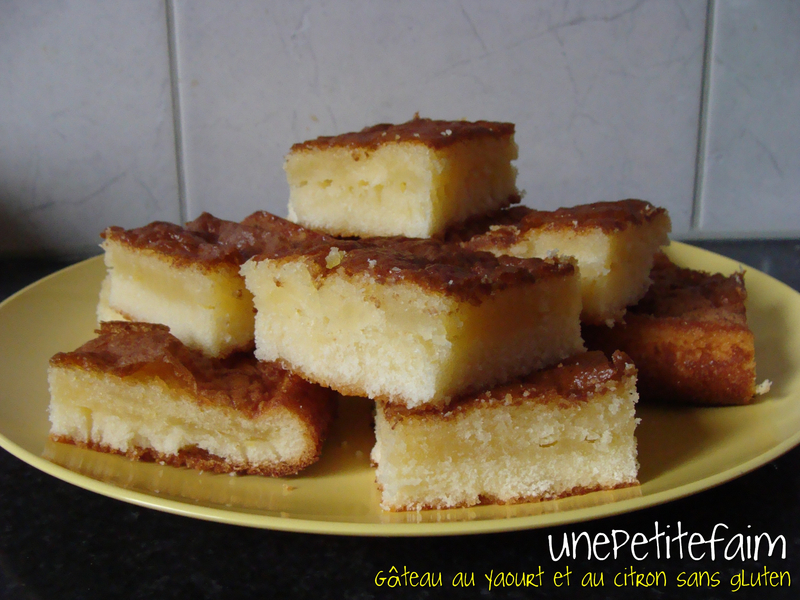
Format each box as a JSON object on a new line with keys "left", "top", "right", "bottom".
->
{"left": 372, "top": 351, "right": 640, "bottom": 511}
{"left": 583, "top": 254, "right": 757, "bottom": 405}
{"left": 463, "top": 200, "right": 671, "bottom": 325}
{"left": 285, "top": 117, "right": 521, "bottom": 238}
{"left": 99, "top": 211, "right": 325, "bottom": 358}
{"left": 242, "top": 235, "right": 584, "bottom": 409}
{"left": 48, "top": 322, "right": 337, "bottom": 476}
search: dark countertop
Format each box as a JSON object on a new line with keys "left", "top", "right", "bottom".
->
{"left": 1, "top": 240, "right": 799, "bottom": 600}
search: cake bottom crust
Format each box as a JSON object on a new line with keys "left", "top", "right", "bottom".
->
{"left": 378, "top": 481, "right": 639, "bottom": 512}
{"left": 50, "top": 434, "right": 317, "bottom": 478}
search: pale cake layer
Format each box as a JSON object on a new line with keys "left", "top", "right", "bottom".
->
{"left": 464, "top": 200, "right": 671, "bottom": 325}
{"left": 48, "top": 322, "right": 337, "bottom": 476}
{"left": 96, "top": 274, "right": 127, "bottom": 322}
{"left": 242, "top": 238, "right": 584, "bottom": 409}
{"left": 101, "top": 239, "right": 255, "bottom": 358}
{"left": 99, "top": 211, "right": 326, "bottom": 358}
{"left": 584, "top": 254, "right": 757, "bottom": 405}
{"left": 285, "top": 117, "right": 520, "bottom": 238}
{"left": 372, "top": 352, "right": 639, "bottom": 511}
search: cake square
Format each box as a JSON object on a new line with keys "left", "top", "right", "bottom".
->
{"left": 48, "top": 322, "right": 337, "bottom": 476}
{"left": 583, "top": 254, "right": 757, "bottom": 405}
{"left": 241, "top": 235, "right": 584, "bottom": 409}
{"left": 462, "top": 199, "right": 671, "bottom": 325}
{"left": 99, "top": 211, "right": 324, "bottom": 358}
{"left": 372, "top": 351, "right": 640, "bottom": 511}
{"left": 284, "top": 116, "right": 521, "bottom": 238}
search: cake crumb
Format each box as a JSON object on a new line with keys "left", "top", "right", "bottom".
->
{"left": 325, "top": 247, "right": 345, "bottom": 268}
{"left": 755, "top": 379, "right": 772, "bottom": 395}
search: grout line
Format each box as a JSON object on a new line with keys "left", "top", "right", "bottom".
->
{"left": 690, "top": 0, "right": 716, "bottom": 232}
{"left": 166, "top": 0, "right": 187, "bottom": 224}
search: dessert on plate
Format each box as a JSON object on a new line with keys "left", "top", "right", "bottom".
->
{"left": 285, "top": 116, "right": 521, "bottom": 239}
{"left": 242, "top": 234, "right": 584, "bottom": 409}
{"left": 583, "top": 254, "right": 757, "bottom": 405}
{"left": 46, "top": 111, "right": 765, "bottom": 514}
{"left": 48, "top": 321, "right": 337, "bottom": 476}
{"left": 372, "top": 351, "right": 640, "bottom": 511}
{"left": 462, "top": 199, "right": 671, "bottom": 325}
{"left": 98, "top": 211, "right": 326, "bottom": 358}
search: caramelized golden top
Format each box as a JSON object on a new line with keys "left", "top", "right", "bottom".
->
{"left": 50, "top": 322, "right": 335, "bottom": 420}
{"left": 632, "top": 254, "right": 747, "bottom": 322}
{"left": 289, "top": 116, "right": 515, "bottom": 153}
{"left": 459, "top": 200, "right": 670, "bottom": 248}
{"left": 103, "top": 210, "right": 574, "bottom": 304}
{"left": 383, "top": 351, "right": 635, "bottom": 423}
{"left": 258, "top": 235, "right": 576, "bottom": 305}
{"left": 102, "top": 211, "right": 327, "bottom": 269}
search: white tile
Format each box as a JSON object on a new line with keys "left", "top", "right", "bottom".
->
{"left": 698, "top": 0, "right": 800, "bottom": 235}
{"left": 174, "top": 0, "right": 706, "bottom": 232}
{"left": 0, "top": 1, "right": 180, "bottom": 257}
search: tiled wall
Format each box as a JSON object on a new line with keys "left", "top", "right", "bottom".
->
{"left": 1, "top": 0, "right": 798, "bottom": 258}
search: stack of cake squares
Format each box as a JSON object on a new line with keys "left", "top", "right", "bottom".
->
{"left": 274, "top": 117, "right": 680, "bottom": 510}
{"left": 48, "top": 116, "right": 759, "bottom": 512}
{"left": 49, "top": 214, "right": 339, "bottom": 477}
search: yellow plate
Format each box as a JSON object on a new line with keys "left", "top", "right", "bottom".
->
{"left": 1, "top": 242, "right": 798, "bottom": 536}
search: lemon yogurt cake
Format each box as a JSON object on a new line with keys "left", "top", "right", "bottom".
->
{"left": 98, "top": 211, "right": 326, "bottom": 358}
{"left": 48, "top": 322, "right": 337, "bottom": 476}
{"left": 242, "top": 233, "right": 584, "bottom": 409}
{"left": 584, "top": 254, "right": 758, "bottom": 405}
{"left": 285, "top": 116, "right": 521, "bottom": 238}
{"left": 463, "top": 200, "right": 671, "bottom": 325}
{"left": 372, "top": 351, "right": 640, "bottom": 511}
